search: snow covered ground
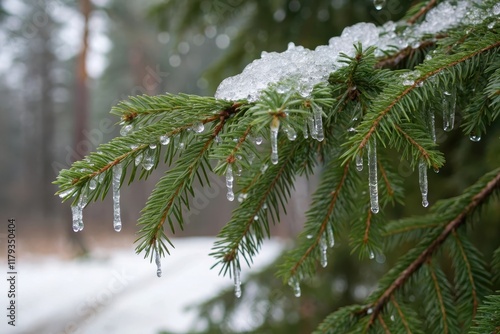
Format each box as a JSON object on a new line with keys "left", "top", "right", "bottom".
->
{"left": 0, "top": 238, "right": 284, "bottom": 334}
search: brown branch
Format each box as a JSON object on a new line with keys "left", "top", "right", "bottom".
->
{"left": 393, "top": 123, "right": 439, "bottom": 171}
{"left": 361, "top": 40, "right": 500, "bottom": 152}
{"left": 365, "top": 169, "right": 500, "bottom": 327}
{"left": 290, "top": 161, "right": 351, "bottom": 276}
{"left": 407, "top": 0, "right": 437, "bottom": 25}
{"left": 391, "top": 296, "right": 411, "bottom": 334}
{"left": 378, "top": 162, "right": 394, "bottom": 198}
{"left": 363, "top": 208, "right": 373, "bottom": 245}
{"left": 378, "top": 314, "right": 392, "bottom": 334}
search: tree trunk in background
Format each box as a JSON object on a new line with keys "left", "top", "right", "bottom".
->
{"left": 68, "top": 0, "right": 92, "bottom": 256}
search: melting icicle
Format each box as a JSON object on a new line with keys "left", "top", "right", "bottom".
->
{"left": 155, "top": 248, "right": 162, "bottom": 277}
{"left": 429, "top": 109, "right": 436, "bottom": 143}
{"left": 226, "top": 164, "right": 235, "bottom": 201}
{"left": 89, "top": 178, "right": 97, "bottom": 190}
{"left": 142, "top": 149, "right": 154, "bottom": 171}
{"left": 442, "top": 88, "right": 456, "bottom": 132}
{"left": 312, "top": 104, "right": 324, "bottom": 142}
{"left": 419, "top": 159, "right": 429, "bottom": 207}
{"left": 368, "top": 140, "right": 379, "bottom": 214}
{"left": 303, "top": 121, "right": 309, "bottom": 139}
{"left": 135, "top": 153, "right": 143, "bottom": 166}
{"left": 233, "top": 264, "right": 242, "bottom": 298}
{"left": 120, "top": 124, "right": 133, "bottom": 136}
{"left": 270, "top": 117, "right": 280, "bottom": 165}
{"left": 356, "top": 152, "right": 363, "bottom": 172}
{"left": 308, "top": 116, "right": 317, "bottom": 140}
{"left": 160, "top": 135, "right": 170, "bottom": 145}
{"left": 71, "top": 193, "right": 86, "bottom": 232}
{"left": 113, "top": 163, "right": 122, "bottom": 232}
{"left": 288, "top": 277, "right": 301, "bottom": 297}
{"left": 284, "top": 124, "right": 297, "bottom": 141}
{"left": 373, "top": 0, "right": 386, "bottom": 10}
{"left": 327, "top": 224, "right": 335, "bottom": 248}
{"left": 192, "top": 122, "right": 205, "bottom": 133}
{"left": 320, "top": 233, "right": 328, "bottom": 268}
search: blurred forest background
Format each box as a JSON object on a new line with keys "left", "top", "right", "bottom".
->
{"left": 1, "top": 0, "right": 499, "bottom": 332}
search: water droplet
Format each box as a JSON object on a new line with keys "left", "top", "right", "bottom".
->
{"left": 356, "top": 152, "right": 363, "bottom": 172}
{"left": 59, "top": 188, "right": 73, "bottom": 198}
{"left": 469, "top": 134, "right": 481, "bottom": 142}
{"left": 488, "top": 21, "right": 495, "bottom": 29}
{"left": 303, "top": 121, "right": 309, "bottom": 139}
{"left": 270, "top": 117, "right": 280, "bottom": 165}
{"left": 233, "top": 264, "right": 242, "bottom": 298}
{"left": 149, "top": 143, "right": 157, "bottom": 149}
{"left": 368, "top": 140, "right": 379, "bottom": 214}
{"left": 312, "top": 104, "right": 324, "bottom": 142}
{"left": 373, "top": 0, "right": 385, "bottom": 10}
{"left": 120, "top": 124, "right": 133, "bottom": 136}
{"left": 261, "top": 164, "right": 269, "bottom": 174}
{"left": 369, "top": 251, "right": 375, "bottom": 260}
{"left": 192, "top": 122, "right": 205, "bottom": 133}
{"left": 253, "top": 215, "right": 259, "bottom": 221}
{"left": 254, "top": 136, "right": 263, "bottom": 145}
{"left": 89, "top": 179, "right": 97, "bottom": 190}
{"left": 113, "top": 164, "right": 122, "bottom": 232}
{"left": 347, "top": 127, "right": 357, "bottom": 136}
{"left": 306, "top": 234, "right": 313, "bottom": 239}
{"left": 160, "top": 135, "right": 171, "bottom": 145}
{"left": 288, "top": 277, "right": 301, "bottom": 297}
{"left": 367, "top": 307, "right": 373, "bottom": 314}
{"left": 262, "top": 203, "right": 268, "bottom": 210}
{"left": 442, "top": 88, "right": 456, "bottom": 132}
{"left": 419, "top": 159, "right": 429, "bottom": 208}
{"left": 284, "top": 124, "right": 297, "bottom": 141}
{"left": 155, "top": 248, "right": 162, "bottom": 277}
{"left": 142, "top": 149, "right": 154, "bottom": 171}
{"left": 130, "top": 144, "right": 138, "bottom": 150}
{"left": 237, "top": 192, "right": 248, "bottom": 203}
{"left": 390, "top": 314, "right": 395, "bottom": 322}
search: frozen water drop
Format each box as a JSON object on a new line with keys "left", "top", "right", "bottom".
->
{"left": 288, "top": 277, "right": 301, "bottom": 297}
{"left": 418, "top": 159, "right": 429, "bottom": 208}
{"left": 59, "top": 188, "right": 73, "bottom": 198}
{"left": 442, "top": 89, "right": 456, "bottom": 132}
{"left": 306, "top": 234, "right": 313, "bottom": 239}
{"left": 369, "top": 251, "right": 375, "bottom": 260}
{"left": 270, "top": 117, "right": 280, "bottom": 165}
{"left": 142, "top": 149, "right": 154, "bottom": 171}
{"left": 308, "top": 116, "right": 317, "bottom": 140}
{"left": 149, "top": 143, "right": 157, "bottom": 149}
{"left": 227, "top": 191, "right": 235, "bottom": 201}
{"left": 254, "top": 136, "right": 263, "bottom": 145}
{"left": 155, "top": 249, "right": 162, "bottom": 277}
{"left": 233, "top": 265, "right": 242, "bottom": 298}
{"left": 226, "top": 165, "right": 235, "bottom": 202}
{"left": 135, "top": 153, "right": 143, "bottom": 166}
{"left": 284, "top": 124, "right": 297, "bottom": 141}
{"left": 368, "top": 140, "right": 379, "bottom": 214}
{"left": 367, "top": 307, "right": 373, "bottom": 314}
{"left": 253, "top": 215, "right": 259, "bottom": 221}
{"left": 320, "top": 233, "right": 328, "bottom": 268}
{"left": 390, "top": 314, "right": 395, "bottom": 322}
{"left": 373, "top": 0, "right": 385, "bottom": 10}
{"left": 469, "top": 134, "right": 481, "bottom": 142}
{"left": 262, "top": 203, "right": 268, "bottom": 210}
{"left": 356, "top": 152, "right": 363, "bottom": 172}
{"left": 303, "top": 121, "right": 309, "bottom": 139}
{"left": 120, "top": 124, "right": 133, "bottom": 136}
{"left": 312, "top": 104, "right": 324, "bottom": 142}
{"left": 130, "top": 144, "right": 138, "bottom": 150}
{"left": 89, "top": 179, "right": 97, "bottom": 190}
{"left": 192, "top": 122, "right": 205, "bottom": 133}
{"left": 237, "top": 192, "right": 248, "bottom": 203}
{"left": 113, "top": 163, "right": 122, "bottom": 232}
{"left": 160, "top": 135, "right": 171, "bottom": 145}
{"left": 261, "top": 164, "right": 269, "bottom": 174}
{"left": 327, "top": 224, "right": 335, "bottom": 248}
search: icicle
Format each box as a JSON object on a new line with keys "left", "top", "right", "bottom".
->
{"left": 308, "top": 116, "right": 317, "bottom": 140}
{"left": 442, "top": 88, "right": 456, "bottom": 132}
{"left": 356, "top": 152, "right": 363, "bottom": 172}
{"left": 327, "top": 224, "right": 335, "bottom": 248}
{"left": 191, "top": 122, "right": 205, "bottom": 133}
{"left": 418, "top": 159, "right": 429, "bottom": 207}
{"left": 113, "top": 163, "right": 122, "bottom": 232}
{"left": 429, "top": 109, "right": 436, "bottom": 143}
{"left": 233, "top": 264, "right": 242, "bottom": 298}
{"left": 373, "top": 0, "right": 386, "bottom": 10}
{"left": 89, "top": 179, "right": 97, "bottom": 190}
{"left": 368, "top": 140, "right": 379, "bottom": 214}
{"left": 288, "top": 277, "right": 301, "bottom": 297}
{"left": 142, "top": 149, "right": 154, "bottom": 171}
{"left": 320, "top": 233, "right": 328, "bottom": 268}
{"left": 155, "top": 248, "right": 162, "bottom": 277}
{"left": 303, "top": 121, "right": 309, "bottom": 139}
{"left": 312, "top": 104, "right": 324, "bottom": 142}
{"left": 270, "top": 117, "right": 280, "bottom": 165}
{"left": 160, "top": 135, "right": 170, "bottom": 145}
{"left": 120, "top": 124, "right": 133, "bottom": 136}
{"left": 135, "top": 153, "right": 143, "bottom": 166}
{"left": 226, "top": 164, "right": 234, "bottom": 201}
{"left": 71, "top": 193, "right": 86, "bottom": 232}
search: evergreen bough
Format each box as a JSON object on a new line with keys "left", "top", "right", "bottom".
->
{"left": 55, "top": 1, "right": 500, "bottom": 332}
